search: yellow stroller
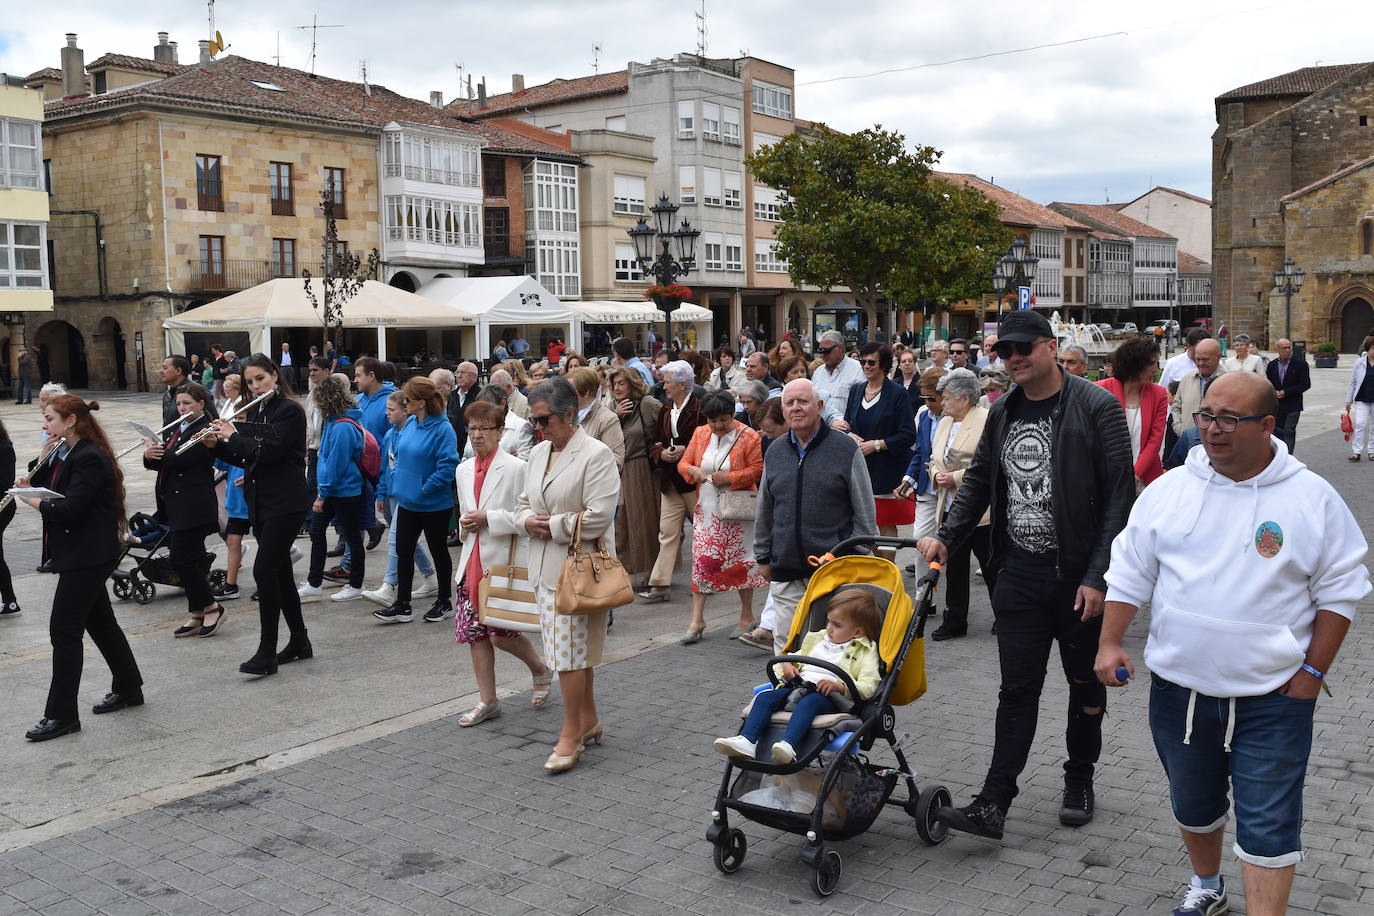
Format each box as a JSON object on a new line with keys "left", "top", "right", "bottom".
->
{"left": 707, "top": 536, "right": 950, "bottom": 896}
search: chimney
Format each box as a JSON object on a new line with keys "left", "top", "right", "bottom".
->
{"left": 169, "top": 41, "right": 179, "bottom": 64}
{"left": 429, "top": 90, "right": 443, "bottom": 108}
{"left": 512, "top": 73, "right": 525, "bottom": 92}
{"left": 478, "top": 79, "right": 486, "bottom": 108}
{"left": 154, "top": 32, "right": 175, "bottom": 65}
{"left": 60, "top": 33, "right": 84, "bottom": 97}
{"left": 198, "top": 39, "right": 212, "bottom": 68}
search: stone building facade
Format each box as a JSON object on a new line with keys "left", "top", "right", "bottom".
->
{"left": 1212, "top": 61, "right": 1374, "bottom": 347}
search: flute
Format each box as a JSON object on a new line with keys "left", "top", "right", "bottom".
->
{"left": 175, "top": 390, "right": 273, "bottom": 455}
{"left": 114, "top": 412, "right": 194, "bottom": 460}
{"left": 2, "top": 438, "right": 62, "bottom": 511}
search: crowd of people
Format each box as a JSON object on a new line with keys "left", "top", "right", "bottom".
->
{"left": 5, "top": 313, "right": 1368, "bottom": 914}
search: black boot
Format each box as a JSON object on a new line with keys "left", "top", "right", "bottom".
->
{"left": 327, "top": 539, "right": 345, "bottom": 558}
{"left": 275, "top": 638, "right": 314, "bottom": 665}
{"left": 365, "top": 527, "right": 384, "bottom": 551}
{"left": 1060, "top": 781, "right": 1095, "bottom": 826}
{"left": 931, "top": 610, "right": 968, "bottom": 641}
{"left": 238, "top": 652, "right": 279, "bottom": 677}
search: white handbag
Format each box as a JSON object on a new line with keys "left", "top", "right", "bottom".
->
{"left": 477, "top": 539, "right": 541, "bottom": 633}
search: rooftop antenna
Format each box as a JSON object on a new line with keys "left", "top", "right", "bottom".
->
{"left": 273, "top": 31, "right": 281, "bottom": 66}
{"left": 296, "top": 14, "right": 345, "bottom": 76}
{"left": 1104, "top": 186, "right": 1110, "bottom": 203}
{"left": 696, "top": 0, "right": 708, "bottom": 57}
{"left": 208, "top": 0, "right": 215, "bottom": 41}
{"left": 359, "top": 58, "right": 370, "bottom": 95}
{"left": 591, "top": 43, "right": 602, "bottom": 75}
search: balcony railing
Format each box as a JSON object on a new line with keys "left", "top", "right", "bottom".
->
{"left": 186, "top": 258, "right": 304, "bottom": 292}
{"left": 383, "top": 164, "right": 481, "bottom": 188}
{"left": 270, "top": 194, "right": 294, "bottom": 216}
{"left": 485, "top": 233, "right": 511, "bottom": 259}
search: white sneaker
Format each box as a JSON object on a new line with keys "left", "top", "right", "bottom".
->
{"left": 412, "top": 574, "right": 438, "bottom": 598}
{"left": 362, "top": 582, "right": 396, "bottom": 607}
{"left": 297, "top": 583, "right": 325, "bottom": 603}
{"left": 771, "top": 740, "right": 797, "bottom": 764}
{"left": 331, "top": 585, "right": 364, "bottom": 602}
{"left": 290, "top": 545, "right": 303, "bottom": 565}
{"left": 712, "top": 736, "right": 757, "bottom": 759}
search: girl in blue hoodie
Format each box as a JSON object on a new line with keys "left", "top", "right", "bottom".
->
{"left": 367, "top": 391, "right": 436, "bottom": 606}
{"left": 374, "top": 376, "right": 459, "bottom": 624}
{"left": 304, "top": 377, "right": 366, "bottom": 599}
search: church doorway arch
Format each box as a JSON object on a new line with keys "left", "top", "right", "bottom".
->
{"left": 34, "top": 320, "right": 89, "bottom": 388}
{"left": 1340, "top": 297, "right": 1374, "bottom": 353}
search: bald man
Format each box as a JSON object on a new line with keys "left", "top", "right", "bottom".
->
{"left": 446, "top": 361, "right": 481, "bottom": 457}
{"left": 1169, "top": 338, "right": 1226, "bottom": 437}
{"left": 1265, "top": 339, "right": 1311, "bottom": 454}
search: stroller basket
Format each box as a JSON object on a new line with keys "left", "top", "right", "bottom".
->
{"left": 727, "top": 755, "right": 897, "bottom": 841}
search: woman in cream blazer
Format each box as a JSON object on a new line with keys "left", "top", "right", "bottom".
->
{"left": 453, "top": 400, "right": 552, "bottom": 729}
{"left": 513, "top": 379, "right": 621, "bottom": 772}
{"left": 928, "top": 368, "right": 995, "bottom": 641}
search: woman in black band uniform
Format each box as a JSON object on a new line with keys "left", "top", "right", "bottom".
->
{"left": 206, "top": 355, "right": 311, "bottom": 676}
{"left": 20, "top": 395, "right": 143, "bottom": 741}
{"left": 145, "top": 382, "right": 226, "bottom": 638}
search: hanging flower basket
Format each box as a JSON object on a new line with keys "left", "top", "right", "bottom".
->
{"left": 645, "top": 284, "right": 693, "bottom": 302}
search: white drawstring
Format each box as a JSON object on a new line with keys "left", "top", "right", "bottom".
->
{"left": 1223, "top": 696, "right": 1237, "bottom": 753}
{"left": 1183, "top": 689, "right": 1197, "bottom": 745}
{"left": 1181, "top": 689, "right": 1236, "bottom": 752}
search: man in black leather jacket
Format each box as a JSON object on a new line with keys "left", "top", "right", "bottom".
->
{"left": 918, "top": 309, "right": 1134, "bottom": 840}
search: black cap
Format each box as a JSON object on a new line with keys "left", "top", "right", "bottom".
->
{"left": 997, "top": 309, "right": 1054, "bottom": 343}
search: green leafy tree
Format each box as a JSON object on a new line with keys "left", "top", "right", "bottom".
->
{"left": 747, "top": 125, "right": 1010, "bottom": 331}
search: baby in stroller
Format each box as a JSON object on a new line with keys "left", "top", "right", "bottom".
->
{"left": 127, "top": 515, "right": 170, "bottom": 546}
{"left": 713, "top": 589, "right": 883, "bottom": 764}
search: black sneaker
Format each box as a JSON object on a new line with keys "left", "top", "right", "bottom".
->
{"left": 212, "top": 583, "right": 240, "bottom": 601}
{"left": 327, "top": 541, "right": 345, "bottom": 558}
{"left": 422, "top": 599, "right": 453, "bottom": 623}
{"left": 0, "top": 601, "right": 20, "bottom": 619}
{"left": 373, "top": 603, "right": 413, "bottom": 624}
{"left": 366, "top": 527, "right": 385, "bottom": 551}
{"left": 323, "top": 565, "right": 351, "bottom": 582}
{"left": 250, "top": 591, "right": 259, "bottom": 602}
{"left": 1171, "top": 877, "right": 1228, "bottom": 915}
{"left": 1059, "top": 782, "right": 1094, "bottom": 826}
{"left": 935, "top": 798, "right": 1005, "bottom": 839}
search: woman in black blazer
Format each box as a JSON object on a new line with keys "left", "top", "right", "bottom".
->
{"left": 843, "top": 342, "right": 917, "bottom": 544}
{"left": 0, "top": 418, "right": 18, "bottom": 619}
{"left": 144, "top": 382, "right": 224, "bottom": 638}
{"left": 19, "top": 396, "right": 143, "bottom": 742}
{"left": 207, "top": 354, "right": 311, "bottom": 677}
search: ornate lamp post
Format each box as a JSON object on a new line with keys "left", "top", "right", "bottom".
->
{"left": 628, "top": 195, "right": 700, "bottom": 354}
{"left": 989, "top": 236, "right": 1039, "bottom": 320}
{"left": 1273, "top": 256, "right": 1305, "bottom": 342}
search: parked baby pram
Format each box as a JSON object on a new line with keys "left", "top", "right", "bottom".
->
{"left": 109, "top": 512, "right": 225, "bottom": 605}
{"left": 707, "top": 536, "right": 949, "bottom": 897}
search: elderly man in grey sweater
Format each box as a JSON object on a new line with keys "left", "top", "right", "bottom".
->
{"left": 755, "top": 379, "right": 877, "bottom": 652}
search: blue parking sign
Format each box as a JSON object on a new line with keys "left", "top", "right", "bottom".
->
{"left": 1018, "top": 286, "right": 1031, "bottom": 309}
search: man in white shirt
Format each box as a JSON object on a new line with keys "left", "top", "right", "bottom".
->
{"left": 1160, "top": 328, "right": 1209, "bottom": 391}
{"left": 811, "top": 330, "right": 863, "bottom": 421}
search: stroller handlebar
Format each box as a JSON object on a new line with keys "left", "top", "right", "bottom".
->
{"left": 764, "top": 655, "right": 862, "bottom": 703}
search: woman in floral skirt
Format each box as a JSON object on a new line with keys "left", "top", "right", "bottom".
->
{"left": 677, "top": 389, "right": 767, "bottom": 644}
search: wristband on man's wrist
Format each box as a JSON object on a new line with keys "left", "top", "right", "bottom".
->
{"left": 1301, "top": 662, "right": 1334, "bottom": 697}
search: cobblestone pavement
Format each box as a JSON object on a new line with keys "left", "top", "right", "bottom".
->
{"left": 0, "top": 385, "right": 1370, "bottom": 914}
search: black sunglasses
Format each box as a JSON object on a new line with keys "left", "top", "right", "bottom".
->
{"left": 949, "top": 349, "right": 967, "bottom": 355}
{"left": 992, "top": 339, "right": 1040, "bottom": 359}
{"left": 530, "top": 413, "right": 554, "bottom": 427}
{"left": 859, "top": 358, "right": 880, "bottom": 367}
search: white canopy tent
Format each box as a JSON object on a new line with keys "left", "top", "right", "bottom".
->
{"left": 163, "top": 279, "right": 475, "bottom": 359}
{"left": 418, "top": 276, "right": 573, "bottom": 359}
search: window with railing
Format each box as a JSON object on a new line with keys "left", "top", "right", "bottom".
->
{"left": 614, "top": 242, "right": 643, "bottom": 281}
{"left": 703, "top": 233, "right": 723, "bottom": 271}
{"left": 527, "top": 237, "right": 580, "bottom": 297}
{"left": 724, "top": 171, "right": 742, "bottom": 209}
{"left": 524, "top": 160, "right": 578, "bottom": 233}
{"left": 384, "top": 132, "right": 481, "bottom": 188}
{"left": 0, "top": 118, "right": 40, "bottom": 189}
{"left": 613, "top": 175, "right": 646, "bottom": 214}
{"left": 0, "top": 222, "right": 47, "bottom": 288}
{"left": 1134, "top": 273, "right": 1175, "bottom": 302}
{"left": 271, "top": 238, "right": 296, "bottom": 278}
{"left": 725, "top": 235, "right": 743, "bottom": 272}
{"left": 1030, "top": 228, "right": 1062, "bottom": 262}
{"left": 722, "top": 107, "right": 741, "bottom": 145}
{"left": 703, "top": 168, "right": 722, "bottom": 206}
{"left": 484, "top": 207, "right": 509, "bottom": 258}
{"left": 198, "top": 235, "right": 225, "bottom": 285}
{"left": 196, "top": 154, "right": 222, "bottom": 211}
{"left": 324, "top": 240, "right": 349, "bottom": 274}
{"left": 1134, "top": 239, "right": 1177, "bottom": 269}
{"left": 385, "top": 195, "right": 482, "bottom": 248}
{"left": 1032, "top": 265, "right": 1062, "bottom": 303}
{"left": 678, "top": 100, "right": 695, "bottom": 139}
{"left": 751, "top": 80, "right": 792, "bottom": 119}
{"left": 324, "top": 167, "right": 346, "bottom": 219}
{"left": 483, "top": 157, "right": 506, "bottom": 197}
{"left": 269, "top": 162, "right": 293, "bottom": 216}
{"left": 702, "top": 102, "right": 721, "bottom": 141}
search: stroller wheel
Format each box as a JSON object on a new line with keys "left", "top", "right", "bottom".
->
{"left": 811, "top": 848, "right": 842, "bottom": 897}
{"left": 112, "top": 577, "right": 132, "bottom": 600}
{"left": 209, "top": 569, "right": 227, "bottom": 589}
{"left": 133, "top": 579, "right": 157, "bottom": 605}
{"left": 914, "top": 784, "right": 952, "bottom": 845}
{"left": 711, "top": 828, "right": 746, "bottom": 875}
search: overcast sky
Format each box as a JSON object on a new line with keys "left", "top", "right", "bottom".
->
{"left": 5, "top": 0, "right": 1369, "bottom": 208}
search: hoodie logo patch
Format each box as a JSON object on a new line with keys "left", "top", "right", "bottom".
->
{"left": 1255, "top": 521, "right": 1283, "bottom": 558}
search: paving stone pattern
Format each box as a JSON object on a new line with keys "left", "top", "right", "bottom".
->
{"left": 0, "top": 431, "right": 1371, "bottom": 914}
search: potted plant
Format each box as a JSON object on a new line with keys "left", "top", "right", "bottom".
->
{"left": 1314, "top": 341, "right": 1338, "bottom": 368}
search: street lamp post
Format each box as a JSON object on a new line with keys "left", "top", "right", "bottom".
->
{"left": 1273, "top": 257, "right": 1306, "bottom": 342}
{"left": 989, "top": 237, "right": 1039, "bottom": 321}
{"left": 628, "top": 195, "right": 700, "bottom": 355}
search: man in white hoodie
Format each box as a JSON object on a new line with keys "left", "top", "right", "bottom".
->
{"left": 1096, "top": 372, "right": 1369, "bottom": 916}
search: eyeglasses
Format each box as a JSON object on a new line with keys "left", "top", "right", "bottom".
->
{"left": 530, "top": 413, "right": 554, "bottom": 427}
{"left": 468, "top": 425, "right": 502, "bottom": 433}
{"left": 859, "top": 358, "right": 880, "bottom": 367}
{"left": 921, "top": 395, "right": 938, "bottom": 403}
{"left": 992, "top": 339, "right": 1043, "bottom": 359}
{"left": 1193, "top": 411, "right": 1265, "bottom": 433}
{"left": 949, "top": 349, "right": 967, "bottom": 356}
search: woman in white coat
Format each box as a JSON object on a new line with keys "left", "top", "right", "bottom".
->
{"left": 513, "top": 378, "right": 621, "bottom": 773}
{"left": 454, "top": 400, "right": 552, "bottom": 727}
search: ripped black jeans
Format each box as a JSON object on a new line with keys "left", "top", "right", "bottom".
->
{"left": 978, "top": 555, "right": 1106, "bottom": 813}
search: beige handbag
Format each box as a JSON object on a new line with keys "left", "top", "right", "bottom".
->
{"left": 555, "top": 513, "right": 634, "bottom": 615}
{"left": 477, "top": 538, "right": 542, "bottom": 632}
{"left": 710, "top": 430, "right": 757, "bottom": 521}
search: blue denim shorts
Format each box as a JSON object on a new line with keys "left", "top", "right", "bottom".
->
{"left": 1149, "top": 674, "right": 1315, "bottom": 867}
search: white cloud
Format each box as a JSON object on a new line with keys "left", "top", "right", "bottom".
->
{"left": 4, "top": 0, "right": 1368, "bottom": 205}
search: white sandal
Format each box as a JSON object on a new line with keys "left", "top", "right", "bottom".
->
{"left": 458, "top": 700, "right": 502, "bottom": 728}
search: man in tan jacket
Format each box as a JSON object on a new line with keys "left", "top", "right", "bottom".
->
{"left": 1169, "top": 338, "right": 1227, "bottom": 437}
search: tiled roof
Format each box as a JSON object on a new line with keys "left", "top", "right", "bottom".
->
{"left": 1178, "top": 250, "right": 1211, "bottom": 274}
{"left": 1216, "top": 63, "right": 1369, "bottom": 102}
{"left": 462, "top": 118, "right": 577, "bottom": 158}
{"left": 1048, "top": 202, "right": 1176, "bottom": 240}
{"left": 86, "top": 53, "right": 185, "bottom": 76}
{"left": 24, "top": 67, "right": 61, "bottom": 83}
{"left": 451, "top": 71, "right": 628, "bottom": 118}
{"left": 1281, "top": 153, "right": 1374, "bottom": 202}
{"left": 935, "top": 172, "right": 1088, "bottom": 231}
{"left": 1122, "top": 186, "right": 1212, "bottom": 207}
